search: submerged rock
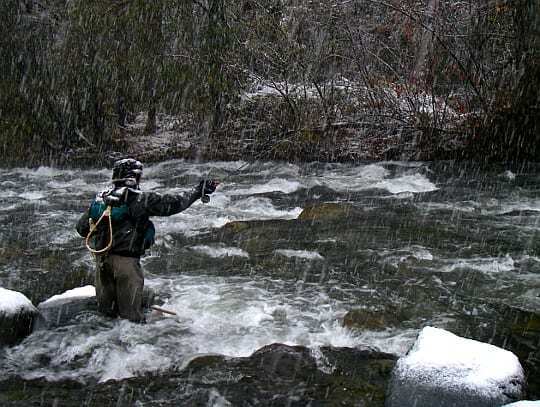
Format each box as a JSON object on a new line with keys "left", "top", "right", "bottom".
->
{"left": 386, "top": 326, "right": 525, "bottom": 407}
{"left": 343, "top": 307, "right": 402, "bottom": 331}
{"left": 0, "top": 288, "right": 38, "bottom": 346}
{"left": 298, "top": 203, "right": 357, "bottom": 221}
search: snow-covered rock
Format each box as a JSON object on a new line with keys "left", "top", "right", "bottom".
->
{"left": 35, "top": 285, "right": 156, "bottom": 328}
{"left": 503, "top": 402, "right": 540, "bottom": 407}
{"left": 386, "top": 326, "right": 525, "bottom": 407}
{"left": 38, "top": 285, "right": 96, "bottom": 307}
{"left": 35, "top": 285, "right": 98, "bottom": 329}
{"left": 0, "top": 287, "right": 38, "bottom": 345}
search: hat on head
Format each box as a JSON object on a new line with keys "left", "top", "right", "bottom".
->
{"left": 112, "top": 158, "right": 143, "bottom": 187}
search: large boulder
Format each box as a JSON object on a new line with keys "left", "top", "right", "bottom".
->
{"left": 386, "top": 326, "right": 525, "bottom": 407}
{"left": 0, "top": 287, "right": 38, "bottom": 346}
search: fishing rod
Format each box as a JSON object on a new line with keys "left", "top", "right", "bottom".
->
{"left": 198, "top": 160, "right": 255, "bottom": 204}
{"left": 198, "top": 146, "right": 275, "bottom": 204}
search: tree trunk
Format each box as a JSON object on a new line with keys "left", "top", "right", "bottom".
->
{"left": 411, "top": 0, "right": 440, "bottom": 84}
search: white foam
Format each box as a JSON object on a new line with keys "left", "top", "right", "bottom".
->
{"left": 503, "top": 402, "right": 540, "bottom": 407}
{"left": 503, "top": 170, "right": 516, "bottom": 181}
{"left": 50, "top": 229, "right": 80, "bottom": 245}
{"left": 13, "top": 166, "right": 71, "bottom": 179}
{"left": 275, "top": 249, "right": 324, "bottom": 260}
{"left": 442, "top": 255, "right": 515, "bottom": 274}
{"left": 497, "top": 200, "right": 540, "bottom": 215}
{"left": 230, "top": 178, "right": 303, "bottom": 195}
{"left": 46, "top": 178, "right": 89, "bottom": 190}
{"left": 191, "top": 245, "right": 249, "bottom": 258}
{"left": 309, "top": 165, "right": 437, "bottom": 195}
{"left": 357, "top": 164, "right": 390, "bottom": 180}
{"left": 0, "top": 287, "right": 36, "bottom": 315}
{"left": 2, "top": 190, "right": 18, "bottom": 198}
{"left": 139, "top": 180, "right": 161, "bottom": 190}
{"left": 160, "top": 276, "right": 361, "bottom": 358}
{"left": 206, "top": 389, "right": 232, "bottom": 407}
{"left": 154, "top": 196, "right": 302, "bottom": 237}
{"left": 7, "top": 275, "right": 368, "bottom": 382}
{"left": 38, "top": 286, "right": 96, "bottom": 307}
{"left": 309, "top": 164, "right": 389, "bottom": 192}
{"left": 374, "top": 174, "right": 438, "bottom": 194}
{"left": 396, "top": 327, "right": 523, "bottom": 396}
{"left": 19, "top": 191, "right": 47, "bottom": 200}
{"left": 96, "top": 342, "right": 172, "bottom": 382}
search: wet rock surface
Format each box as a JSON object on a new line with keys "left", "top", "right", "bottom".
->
{"left": 0, "top": 343, "right": 396, "bottom": 406}
{"left": 0, "top": 310, "right": 37, "bottom": 347}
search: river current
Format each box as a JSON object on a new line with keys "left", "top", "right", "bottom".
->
{"left": 0, "top": 160, "right": 538, "bottom": 386}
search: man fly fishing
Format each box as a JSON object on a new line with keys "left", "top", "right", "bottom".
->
{"left": 76, "top": 158, "right": 218, "bottom": 322}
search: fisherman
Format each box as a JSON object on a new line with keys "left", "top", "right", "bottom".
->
{"left": 76, "top": 158, "right": 218, "bottom": 322}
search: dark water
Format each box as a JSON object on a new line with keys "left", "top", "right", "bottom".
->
{"left": 0, "top": 160, "right": 538, "bottom": 404}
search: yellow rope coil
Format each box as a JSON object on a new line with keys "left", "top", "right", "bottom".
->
{"left": 85, "top": 206, "right": 113, "bottom": 255}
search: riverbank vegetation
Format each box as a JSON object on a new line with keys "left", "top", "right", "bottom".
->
{"left": 1, "top": 0, "right": 538, "bottom": 165}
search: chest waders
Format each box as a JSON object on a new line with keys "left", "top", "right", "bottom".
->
{"left": 86, "top": 206, "right": 114, "bottom": 255}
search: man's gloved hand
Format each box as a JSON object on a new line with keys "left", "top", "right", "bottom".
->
{"left": 197, "top": 179, "right": 219, "bottom": 196}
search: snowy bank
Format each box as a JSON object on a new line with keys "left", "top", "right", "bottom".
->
{"left": 386, "top": 326, "right": 525, "bottom": 407}
{"left": 0, "top": 287, "right": 38, "bottom": 345}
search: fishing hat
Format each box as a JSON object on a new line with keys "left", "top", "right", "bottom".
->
{"left": 112, "top": 158, "right": 143, "bottom": 187}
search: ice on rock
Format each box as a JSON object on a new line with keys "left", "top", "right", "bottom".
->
{"left": 386, "top": 326, "right": 525, "bottom": 407}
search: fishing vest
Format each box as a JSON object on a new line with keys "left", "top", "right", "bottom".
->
{"left": 89, "top": 198, "right": 155, "bottom": 251}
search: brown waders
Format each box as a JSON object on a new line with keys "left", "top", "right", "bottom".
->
{"left": 95, "top": 254, "right": 145, "bottom": 323}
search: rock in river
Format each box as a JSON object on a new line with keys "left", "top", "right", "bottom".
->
{"left": 35, "top": 285, "right": 156, "bottom": 329}
{"left": 0, "top": 287, "right": 38, "bottom": 346}
{"left": 343, "top": 307, "right": 402, "bottom": 331}
{"left": 386, "top": 326, "right": 525, "bottom": 407}
{"left": 35, "top": 285, "right": 98, "bottom": 329}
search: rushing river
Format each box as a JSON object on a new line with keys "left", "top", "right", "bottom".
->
{"left": 0, "top": 160, "right": 539, "bottom": 403}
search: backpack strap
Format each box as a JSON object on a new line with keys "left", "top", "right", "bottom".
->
{"left": 85, "top": 206, "right": 113, "bottom": 255}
